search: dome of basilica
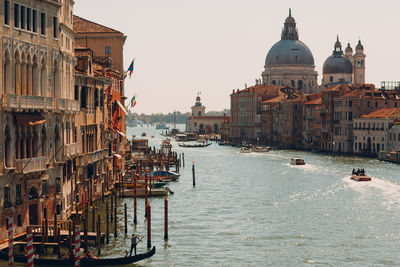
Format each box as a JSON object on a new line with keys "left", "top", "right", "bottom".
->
{"left": 323, "top": 37, "right": 353, "bottom": 74}
{"left": 265, "top": 39, "right": 315, "bottom": 67}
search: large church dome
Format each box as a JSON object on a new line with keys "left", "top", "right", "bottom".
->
{"left": 265, "top": 39, "right": 314, "bottom": 66}
{"left": 323, "top": 37, "right": 352, "bottom": 74}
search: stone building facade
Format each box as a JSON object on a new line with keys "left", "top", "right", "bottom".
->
{"left": 0, "top": 0, "right": 78, "bottom": 242}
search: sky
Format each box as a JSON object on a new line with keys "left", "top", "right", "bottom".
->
{"left": 74, "top": 0, "right": 400, "bottom": 114}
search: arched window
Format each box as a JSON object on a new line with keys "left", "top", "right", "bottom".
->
{"left": 330, "top": 76, "right": 333, "bottom": 82}
{"left": 53, "top": 60, "right": 60, "bottom": 98}
{"left": 298, "top": 80, "right": 303, "bottom": 90}
{"left": 41, "top": 126, "right": 47, "bottom": 158}
{"left": 14, "top": 50, "right": 21, "bottom": 94}
{"left": 32, "top": 55, "right": 39, "bottom": 96}
{"left": 55, "top": 126, "right": 61, "bottom": 162}
{"left": 4, "top": 126, "right": 12, "bottom": 167}
{"left": 41, "top": 58, "right": 46, "bottom": 97}
{"left": 21, "top": 51, "right": 27, "bottom": 95}
{"left": 291, "top": 80, "right": 295, "bottom": 87}
{"left": 3, "top": 50, "right": 11, "bottom": 94}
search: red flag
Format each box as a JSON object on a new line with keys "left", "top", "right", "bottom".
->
{"left": 112, "top": 107, "right": 118, "bottom": 129}
{"left": 105, "top": 83, "right": 112, "bottom": 106}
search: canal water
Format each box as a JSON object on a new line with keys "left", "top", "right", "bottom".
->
{"left": 4, "top": 124, "right": 400, "bottom": 266}
{"left": 123, "top": 125, "right": 400, "bottom": 266}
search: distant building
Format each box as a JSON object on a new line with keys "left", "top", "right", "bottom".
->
{"left": 353, "top": 108, "right": 400, "bottom": 155}
{"left": 185, "top": 96, "right": 229, "bottom": 135}
{"left": 230, "top": 84, "right": 278, "bottom": 144}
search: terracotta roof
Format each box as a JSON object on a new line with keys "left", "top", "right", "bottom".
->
{"left": 361, "top": 108, "right": 400, "bottom": 119}
{"left": 304, "top": 97, "right": 321, "bottom": 105}
{"left": 233, "top": 84, "right": 278, "bottom": 95}
{"left": 73, "top": 15, "right": 123, "bottom": 34}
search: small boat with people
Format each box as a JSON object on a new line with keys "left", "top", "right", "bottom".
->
{"left": 0, "top": 246, "right": 156, "bottom": 266}
{"left": 251, "top": 146, "right": 270, "bottom": 152}
{"left": 290, "top": 157, "right": 305, "bottom": 165}
{"left": 239, "top": 147, "right": 252, "bottom": 153}
{"left": 351, "top": 168, "right": 371, "bottom": 181}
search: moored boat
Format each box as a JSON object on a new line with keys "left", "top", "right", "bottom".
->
{"left": 124, "top": 187, "right": 169, "bottom": 197}
{"left": 0, "top": 246, "right": 155, "bottom": 266}
{"left": 290, "top": 157, "right": 305, "bottom": 165}
{"left": 239, "top": 147, "right": 252, "bottom": 153}
{"left": 251, "top": 146, "right": 270, "bottom": 152}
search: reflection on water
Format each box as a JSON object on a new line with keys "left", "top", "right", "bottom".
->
{"left": 4, "top": 124, "right": 399, "bottom": 266}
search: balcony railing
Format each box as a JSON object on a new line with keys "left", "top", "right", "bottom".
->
{"left": 3, "top": 94, "right": 79, "bottom": 113}
{"left": 87, "top": 150, "right": 104, "bottom": 164}
{"left": 64, "top": 143, "right": 81, "bottom": 158}
{"left": 16, "top": 157, "right": 46, "bottom": 174}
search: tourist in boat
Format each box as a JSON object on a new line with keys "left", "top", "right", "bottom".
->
{"left": 130, "top": 233, "right": 140, "bottom": 256}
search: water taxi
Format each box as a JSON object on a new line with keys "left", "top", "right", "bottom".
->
{"left": 290, "top": 157, "right": 305, "bottom": 165}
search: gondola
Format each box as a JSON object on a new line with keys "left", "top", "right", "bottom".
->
{"left": 0, "top": 246, "right": 155, "bottom": 266}
{"left": 178, "top": 142, "right": 211, "bottom": 148}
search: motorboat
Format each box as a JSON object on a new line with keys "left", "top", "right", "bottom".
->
{"left": 351, "top": 169, "right": 371, "bottom": 181}
{"left": 239, "top": 147, "right": 252, "bottom": 153}
{"left": 290, "top": 157, "right": 305, "bottom": 165}
{"left": 251, "top": 146, "right": 270, "bottom": 152}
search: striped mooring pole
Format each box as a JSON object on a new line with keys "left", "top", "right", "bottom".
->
{"left": 74, "top": 226, "right": 81, "bottom": 267}
{"left": 26, "top": 232, "right": 34, "bottom": 267}
{"left": 8, "top": 218, "right": 13, "bottom": 267}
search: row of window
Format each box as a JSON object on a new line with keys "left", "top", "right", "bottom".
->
{"left": 3, "top": 184, "right": 22, "bottom": 208}
{"left": 4, "top": 1, "right": 58, "bottom": 38}
{"left": 354, "top": 142, "right": 384, "bottom": 153}
{"left": 353, "top": 121, "right": 387, "bottom": 130}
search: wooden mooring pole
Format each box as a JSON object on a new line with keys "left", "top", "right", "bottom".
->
{"left": 97, "top": 215, "right": 101, "bottom": 255}
{"left": 111, "top": 191, "right": 114, "bottom": 222}
{"left": 124, "top": 203, "right": 127, "bottom": 235}
{"left": 114, "top": 201, "right": 117, "bottom": 237}
{"left": 106, "top": 202, "right": 109, "bottom": 244}
{"left": 192, "top": 160, "right": 196, "bottom": 187}
{"left": 134, "top": 173, "right": 137, "bottom": 224}
{"left": 164, "top": 197, "right": 168, "bottom": 240}
{"left": 146, "top": 203, "right": 151, "bottom": 249}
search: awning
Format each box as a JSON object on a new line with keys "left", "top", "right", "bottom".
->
{"left": 113, "top": 153, "right": 122, "bottom": 159}
{"left": 14, "top": 114, "right": 44, "bottom": 126}
{"left": 116, "top": 100, "right": 128, "bottom": 115}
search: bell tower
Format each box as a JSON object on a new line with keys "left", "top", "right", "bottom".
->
{"left": 191, "top": 94, "right": 206, "bottom": 117}
{"left": 353, "top": 40, "right": 366, "bottom": 84}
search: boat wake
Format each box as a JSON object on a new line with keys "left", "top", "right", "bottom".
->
{"left": 286, "top": 163, "right": 319, "bottom": 172}
{"left": 343, "top": 176, "right": 400, "bottom": 208}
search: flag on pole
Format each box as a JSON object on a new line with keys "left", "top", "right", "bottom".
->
{"left": 127, "top": 59, "right": 135, "bottom": 78}
{"left": 129, "top": 94, "right": 136, "bottom": 109}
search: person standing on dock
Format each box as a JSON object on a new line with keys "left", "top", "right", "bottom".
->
{"left": 130, "top": 234, "right": 140, "bottom": 256}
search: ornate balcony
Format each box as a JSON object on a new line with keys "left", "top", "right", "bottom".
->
{"left": 64, "top": 143, "right": 81, "bottom": 158}
{"left": 3, "top": 94, "right": 79, "bottom": 113}
{"left": 16, "top": 157, "right": 46, "bottom": 174}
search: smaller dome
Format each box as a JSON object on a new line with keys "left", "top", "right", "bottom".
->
{"left": 356, "top": 40, "right": 364, "bottom": 50}
{"left": 285, "top": 16, "right": 295, "bottom": 24}
{"left": 323, "top": 56, "right": 353, "bottom": 74}
{"left": 345, "top": 43, "right": 353, "bottom": 53}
